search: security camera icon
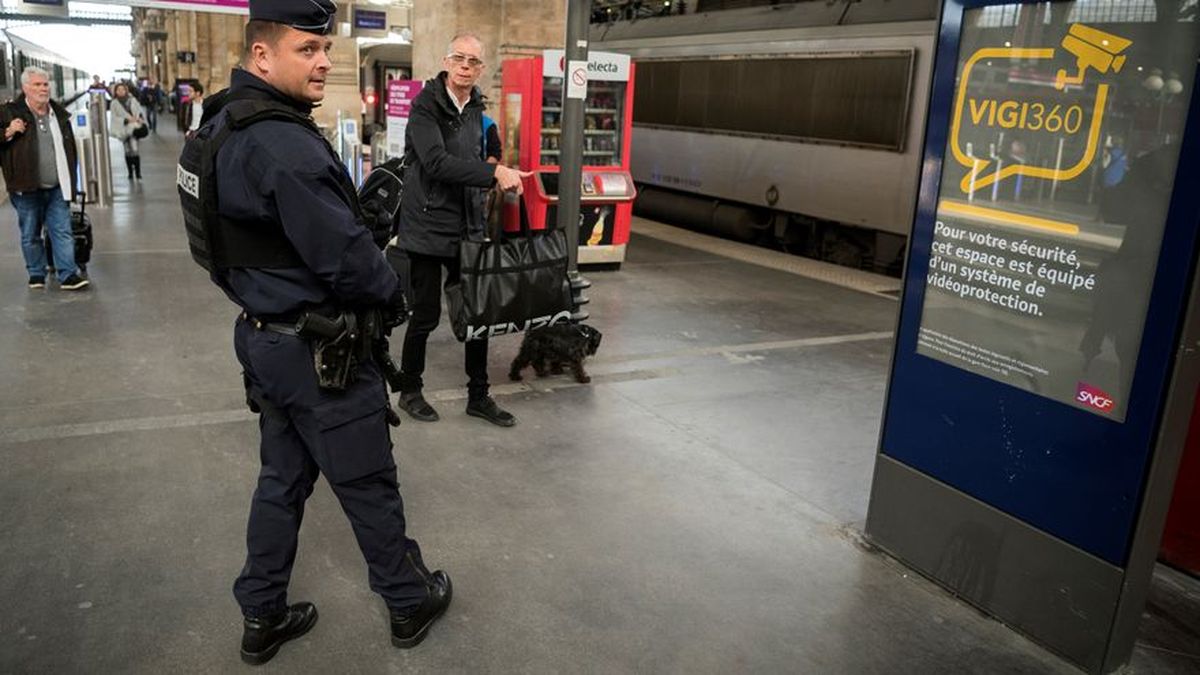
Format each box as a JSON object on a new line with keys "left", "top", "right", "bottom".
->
{"left": 1055, "top": 24, "right": 1133, "bottom": 90}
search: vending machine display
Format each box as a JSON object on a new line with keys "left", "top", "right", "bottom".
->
{"left": 500, "top": 50, "right": 637, "bottom": 266}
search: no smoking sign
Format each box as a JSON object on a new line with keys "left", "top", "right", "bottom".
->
{"left": 566, "top": 60, "right": 588, "bottom": 100}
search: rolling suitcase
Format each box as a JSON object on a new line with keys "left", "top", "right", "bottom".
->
{"left": 44, "top": 192, "right": 94, "bottom": 274}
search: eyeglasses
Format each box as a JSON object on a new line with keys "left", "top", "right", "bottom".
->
{"left": 446, "top": 53, "right": 484, "bottom": 69}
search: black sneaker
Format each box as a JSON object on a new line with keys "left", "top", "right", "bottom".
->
{"left": 240, "top": 602, "right": 319, "bottom": 665}
{"left": 399, "top": 391, "right": 440, "bottom": 422}
{"left": 466, "top": 396, "right": 516, "bottom": 427}
{"left": 60, "top": 274, "right": 90, "bottom": 291}
{"left": 28, "top": 276, "right": 45, "bottom": 289}
{"left": 391, "top": 571, "right": 452, "bottom": 649}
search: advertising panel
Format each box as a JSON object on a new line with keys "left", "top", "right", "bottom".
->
{"left": 385, "top": 80, "right": 422, "bottom": 160}
{"left": 916, "top": 8, "right": 1199, "bottom": 421}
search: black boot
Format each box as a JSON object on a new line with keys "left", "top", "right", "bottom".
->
{"left": 125, "top": 156, "right": 134, "bottom": 179}
{"left": 391, "top": 571, "right": 452, "bottom": 648}
{"left": 132, "top": 156, "right": 142, "bottom": 180}
{"left": 240, "top": 602, "right": 318, "bottom": 665}
{"left": 466, "top": 395, "right": 516, "bottom": 427}
{"left": 398, "top": 390, "right": 439, "bottom": 422}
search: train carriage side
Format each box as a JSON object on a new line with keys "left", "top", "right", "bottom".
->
{"left": 597, "top": 19, "right": 937, "bottom": 275}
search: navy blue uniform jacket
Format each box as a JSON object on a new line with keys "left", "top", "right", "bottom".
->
{"left": 212, "top": 69, "right": 397, "bottom": 317}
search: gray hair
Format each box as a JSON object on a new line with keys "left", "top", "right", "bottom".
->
{"left": 21, "top": 66, "right": 50, "bottom": 86}
{"left": 447, "top": 32, "right": 483, "bottom": 55}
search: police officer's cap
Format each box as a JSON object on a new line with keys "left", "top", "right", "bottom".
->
{"left": 249, "top": 0, "right": 337, "bottom": 36}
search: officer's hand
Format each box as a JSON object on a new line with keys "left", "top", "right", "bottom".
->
{"left": 366, "top": 204, "right": 393, "bottom": 250}
{"left": 494, "top": 164, "right": 534, "bottom": 195}
{"left": 383, "top": 286, "right": 408, "bottom": 329}
{"left": 5, "top": 118, "right": 26, "bottom": 139}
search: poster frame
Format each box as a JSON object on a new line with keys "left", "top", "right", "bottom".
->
{"left": 866, "top": 1, "right": 1200, "bottom": 671}
{"left": 876, "top": 0, "right": 1200, "bottom": 566}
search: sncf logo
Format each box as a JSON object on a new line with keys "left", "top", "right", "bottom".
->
{"left": 1076, "top": 382, "right": 1115, "bottom": 413}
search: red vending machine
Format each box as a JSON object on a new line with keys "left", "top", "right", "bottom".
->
{"left": 500, "top": 50, "right": 637, "bottom": 266}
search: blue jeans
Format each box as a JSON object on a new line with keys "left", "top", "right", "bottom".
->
{"left": 11, "top": 186, "right": 76, "bottom": 282}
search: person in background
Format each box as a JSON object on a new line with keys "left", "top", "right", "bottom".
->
{"left": 1102, "top": 135, "right": 1128, "bottom": 189}
{"left": 175, "top": 83, "right": 192, "bottom": 132}
{"left": 482, "top": 112, "right": 501, "bottom": 164}
{"left": 1002, "top": 138, "right": 1028, "bottom": 201}
{"left": 480, "top": 112, "right": 504, "bottom": 235}
{"left": 87, "top": 75, "right": 110, "bottom": 100}
{"left": 110, "top": 82, "right": 146, "bottom": 180}
{"left": 0, "top": 66, "right": 89, "bottom": 290}
{"left": 187, "top": 83, "right": 205, "bottom": 135}
{"left": 140, "top": 77, "right": 165, "bottom": 134}
{"left": 394, "top": 32, "right": 531, "bottom": 427}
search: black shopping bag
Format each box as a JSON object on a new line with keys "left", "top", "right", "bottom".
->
{"left": 446, "top": 224, "right": 574, "bottom": 342}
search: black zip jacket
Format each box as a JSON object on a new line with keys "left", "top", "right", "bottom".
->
{"left": 397, "top": 72, "right": 496, "bottom": 258}
{"left": 0, "top": 95, "right": 78, "bottom": 197}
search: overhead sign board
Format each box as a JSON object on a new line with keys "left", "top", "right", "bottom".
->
{"left": 17, "top": 0, "right": 68, "bottom": 17}
{"left": 542, "top": 50, "right": 631, "bottom": 81}
{"left": 354, "top": 8, "right": 387, "bottom": 30}
{"left": 87, "top": 0, "right": 249, "bottom": 15}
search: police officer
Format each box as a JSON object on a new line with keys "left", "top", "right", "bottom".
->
{"left": 197, "top": 0, "right": 450, "bottom": 663}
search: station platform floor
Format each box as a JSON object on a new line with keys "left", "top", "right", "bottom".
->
{"left": 1, "top": 129, "right": 1198, "bottom": 673}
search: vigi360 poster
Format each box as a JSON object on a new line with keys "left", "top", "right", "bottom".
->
{"left": 916, "top": 7, "right": 1198, "bottom": 421}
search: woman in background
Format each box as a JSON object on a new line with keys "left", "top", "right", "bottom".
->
{"left": 110, "top": 82, "right": 146, "bottom": 180}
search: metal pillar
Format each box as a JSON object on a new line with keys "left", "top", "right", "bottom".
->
{"left": 555, "top": 0, "right": 591, "bottom": 321}
{"left": 88, "top": 92, "right": 113, "bottom": 207}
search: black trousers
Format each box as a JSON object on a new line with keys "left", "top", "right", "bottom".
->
{"left": 232, "top": 318, "right": 433, "bottom": 617}
{"left": 399, "top": 251, "right": 489, "bottom": 399}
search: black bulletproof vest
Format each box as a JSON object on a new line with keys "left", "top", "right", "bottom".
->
{"left": 177, "top": 97, "right": 365, "bottom": 272}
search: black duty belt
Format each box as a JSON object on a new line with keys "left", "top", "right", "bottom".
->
{"left": 240, "top": 311, "right": 301, "bottom": 337}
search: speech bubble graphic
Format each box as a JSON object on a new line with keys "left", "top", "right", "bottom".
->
{"left": 948, "top": 24, "right": 1131, "bottom": 197}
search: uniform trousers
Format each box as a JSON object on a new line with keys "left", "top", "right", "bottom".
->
{"left": 232, "top": 317, "right": 432, "bottom": 617}
{"left": 399, "top": 251, "right": 489, "bottom": 400}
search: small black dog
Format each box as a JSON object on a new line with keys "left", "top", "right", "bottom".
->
{"left": 509, "top": 324, "right": 603, "bottom": 384}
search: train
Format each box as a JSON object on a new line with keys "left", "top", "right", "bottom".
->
{"left": 592, "top": 0, "right": 941, "bottom": 275}
{"left": 0, "top": 31, "right": 90, "bottom": 106}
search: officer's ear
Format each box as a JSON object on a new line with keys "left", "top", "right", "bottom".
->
{"left": 246, "top": 41, "right": 275, "bottom": 76}
{"left": 243, "top": 19, "right": 285, "bottom": 76}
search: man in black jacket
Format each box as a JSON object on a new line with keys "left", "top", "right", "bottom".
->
{"left": 1, "top": 66, "right": 88, "bottom": 290}
{"left": 395, "top": 32, "right": 529, "bottom": 427}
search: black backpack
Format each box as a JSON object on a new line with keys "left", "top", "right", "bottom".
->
{"left": 357, "top": 156, "right": 406, "bottom": 249}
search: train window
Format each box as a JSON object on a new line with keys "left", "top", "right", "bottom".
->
{"left": 633, "top": 51, "right": 915, "bottom": 151}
